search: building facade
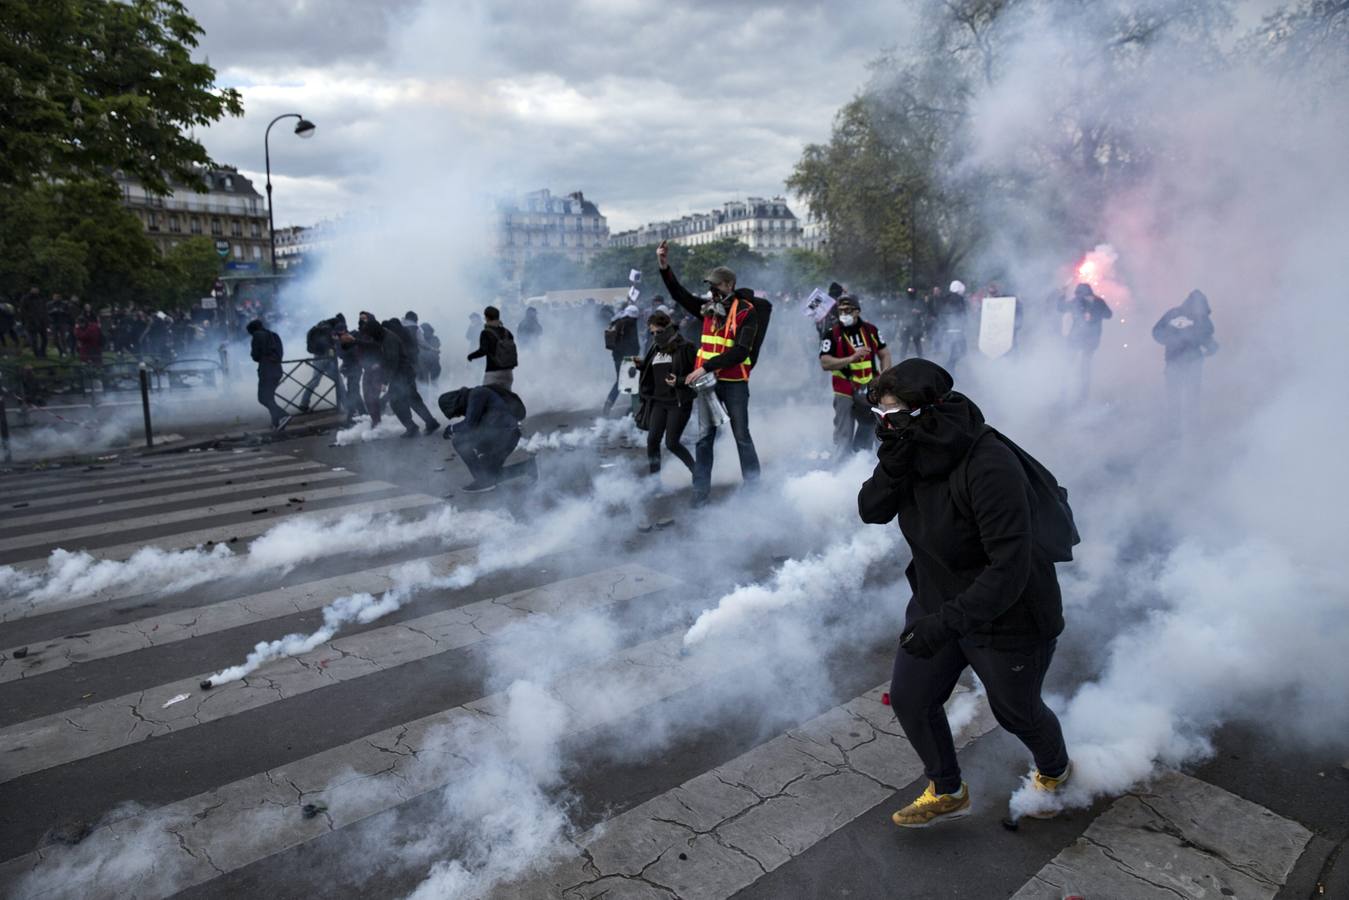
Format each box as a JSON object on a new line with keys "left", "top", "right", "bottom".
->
{"left": 495, "top": 189, "right": 609, "bottom": 280}
{"left": 115, "top": 167, "right": 271, "bottom": 267}
{"left": 610, "top": 197, "right": 803, "bottom": 253}
{"left": 273, "top": 218, "right": 342, "bottom": 270}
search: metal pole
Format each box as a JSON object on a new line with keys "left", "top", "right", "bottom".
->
{"left": 138, "top": 362, "right": 153, "bottom": 448}
{"left": 0, "top": 395, "right": 11, "bottom": 463}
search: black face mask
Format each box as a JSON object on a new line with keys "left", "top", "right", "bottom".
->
{"left": 654, "top": 326, "right": 678, "bottom": 347}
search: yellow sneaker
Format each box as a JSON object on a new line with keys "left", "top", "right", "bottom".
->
{"left": 1025, "top": 760, "right": 1072, "bottom": 819}
{"left": 891, "top": 781, "right": 971, "bottom": 828}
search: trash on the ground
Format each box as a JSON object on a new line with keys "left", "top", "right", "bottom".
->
{"left": 48, "top": 820, "right": 91, "bottom": 845}
{"left": 881, "top": 692, "right": 891, "bottom": 706}
{"left": 302, "top": 802, "right": 328, "bottom": 819}
{"left": 163, "top": 693, "right": 191, "bottom": 709}
{"left": 250, "top": 508, "right": 269, "bottom": 515}
{"left": 678, "top": 852, "right": 688, "bottom": 861}
{"left": 288, "top": 497, "right": 304, "bottom": 504}
{"left": 199, "top": 679, "right": 215, "bottom": 690}
{"left": 12, "top": 647, "right": 28, "bottom": 659}
{"left": 12, "top": 502, "right": 28, "bottom": 509}
{"left": 228, "top": 536, "right": 239, "bottom": 543}
{"left": 331, "top": 467, "right": 346, "bottom": 471}
{"left": 434, "top": 466, "right": 445, "bottom": 472}
{"left": 1001, "top": 816, "right": 1019, "bottom": 831}
{"left": 81, "top": 692, "right": 94, "bottom": 699}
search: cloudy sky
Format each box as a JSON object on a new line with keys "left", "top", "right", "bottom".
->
{"left": 187, "top": 0, "right": 917, "bottom": 231}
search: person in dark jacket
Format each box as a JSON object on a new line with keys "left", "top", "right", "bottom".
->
{"left": 0, "top": 301, "right": 17, "bottom": 350}
{"left": 74, "top": 315, "right": 103, "bottom": 366}
{"left": 635, "top": 310, "right": 697, "bottom": 476}
{"left": 1059, "top": 283, "right": 1112, "bottom": 402}
{"left": 466, "top": 306, "right": 517, "bottom": 390}
{"left": 438, "top": 385, "right": 525, "bottom": 493}
{"left": 384, "top": 317, "right": 439, "bottom": 435}
{"left": 298, "top": 317, "right": 339, "bottom": 413}
{"left": 246, "top": 319, "right": 290, "bottom": 431}
{"left": 1152, "top": 289, "right": 1217, "bottom": 425}
{"left": 341, "top": 311, "right": 412, "bottom": 430}
{"left": 333, "top": 314, "right": 366, "bottom": 423}
{"left": 19, "top": 287, "right": 48, "bottom": 358}
{"left": 858, "top": 359, "right": 1071, "bottom": 828}
{"left": 934, "top": 282, "right": 969, "bottom": 373}
{"left": 419, "top": 322, "right": 442, "bottom": 382}
{"left": 517, "top": 306, "right": 543, "bottom": 345}
{"left": 897, "top": 287, "right": 930, "bottom": 360}
{"left": 603, "top": 304, "right": 642, "bottom": 414}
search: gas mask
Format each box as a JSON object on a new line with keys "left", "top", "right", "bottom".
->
{"left": 701, "top": 298, "right": 728, "bottom": 319}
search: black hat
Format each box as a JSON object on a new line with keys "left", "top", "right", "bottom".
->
{"left": 404, "top": 310, "right": 418, "bottom": 323}
{"left": 828, "top": 282, "right": 845, "bottom": 299}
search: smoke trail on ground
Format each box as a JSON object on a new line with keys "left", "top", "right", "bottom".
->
{"left": 0, "top": 504, "right": 511, "bottom": 614}
{"left": 333, "top": 415, "right": 410, "bottom": 445}
{"left": 518, "top": 416, "right": 638, "bottom": 453}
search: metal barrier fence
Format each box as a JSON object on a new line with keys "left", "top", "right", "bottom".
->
{"left": 273, "top": 353, "right": 344, "bottom": 415}
{"left": 0, "top": 351, "right": 229, "bottom": 427}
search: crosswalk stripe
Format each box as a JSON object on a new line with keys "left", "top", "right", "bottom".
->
{"left": 0, "top": 564, "right": 679, "bottom": 781}
{"left": 1008, "top": 772, "right": 1312, "bottom": 900}
{"left": 0, "top": 548, "right": 479, "bottom": 685}
{"left": 3, "top": 494, "right": 440, "bottom": 577}
{"left": 0, "top": 620, "right": 747, "bottom": 900}
{"left": 2, "top": 452, "right": 293, "bottom": 495}
{"left": 0, "top": 481, "right": 394, "bottom": 556}
{"left": 500, "top": 684, "right": 996, "bottom": 899}
{"left": 0, "top": 467, "right": 353, "bottom": 529}
{"left": 2, "top": 460, "right": 327, "bottom": 511}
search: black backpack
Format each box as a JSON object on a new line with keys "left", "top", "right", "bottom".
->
{"left": 491, "top": 329, "right": 518, "bottom": 368}
{"left": 950, "top": 427, "right": 1081, "bottom": 562}
{"left": 744, "top": 295, "right": 772, "bottom": 369}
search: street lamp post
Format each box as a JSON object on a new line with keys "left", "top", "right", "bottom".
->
{"left": 264, "top": 113, "right": 316, "bottom": 277}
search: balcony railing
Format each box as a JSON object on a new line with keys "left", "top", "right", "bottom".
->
{"left": 123, "top": 193, "right": 264, "bottom": 217}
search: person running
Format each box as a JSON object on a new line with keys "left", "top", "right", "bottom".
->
{"left": 635, "top": 310, "right": 697, "bottom": 476}
{"left": 858, "top": 359, "right": 1072, "bottom": 827}
{"left": 246, "top": 319, "right": 290, "bottom": 431}
{"left": 819, "top": 295, "right": 892, "bottom": 458}
{"left": 383, "top": 317, "right": 439, "bottom": 436}
{"left": 603, "top": 303, "right": 641, "bottom": 414}
{"left": 657, "top": 239, "right": 763, "bottom": 507}
{"left": 466, "top": 305, "right": 517, "bottom": 390}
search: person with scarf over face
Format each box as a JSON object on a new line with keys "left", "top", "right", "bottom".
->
{"left": 635, "top": 310, "right": 697, "bottom": 476}
{"left": 858, "top": 359, "right": 1071, "bottom": 828}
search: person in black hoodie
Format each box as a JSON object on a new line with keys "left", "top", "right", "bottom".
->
{"left": 635, "top": 310, "right": 697, "bottom": 476}
{"left": 342, "top": 312, "right": 413, "bottom": 432}
{"left": 1060, "top": 283, "right": 1113, "bottom": 402}
{"left": 438, "top": 384, "right": 525, "bottom": 493}
{"left": 1152, "top": 289, "right": 1217, "bottom": 424}
{"left": 467, "top": 306, "right": 517, "bottom": 390}
{"left": 858, "top": 359, "right": 1071, "bottom": 828}
{"left": 385, "top": 317, "right": 439, "bottom": 435}
{"left": 246, "top": 319, "right": 290, "bottom": 431}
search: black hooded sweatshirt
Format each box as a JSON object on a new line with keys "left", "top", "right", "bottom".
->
{"left": 1152, "top": 290, "right": 1217, "bottom": 364}
{"left": 857, "top": 359, "right": 1064, "bottom": 649}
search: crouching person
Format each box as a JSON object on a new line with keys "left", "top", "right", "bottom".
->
{"left": 439, "top": 385, "right": 527, "bottom": 494}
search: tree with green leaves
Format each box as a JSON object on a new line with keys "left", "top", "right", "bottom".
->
{"left": 0, "top": 0, "right": 243, "bottom": 192}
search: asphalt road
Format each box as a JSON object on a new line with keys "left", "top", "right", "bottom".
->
{"left": 0, "top": 406, "right": 1343, "bottom": 900}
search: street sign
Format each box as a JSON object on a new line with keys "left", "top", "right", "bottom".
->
{"left": 214, "top": 239, "right": 230, "bottom": 258}
{"left": 225, "top": 261, "right": 260, "bottom": 271}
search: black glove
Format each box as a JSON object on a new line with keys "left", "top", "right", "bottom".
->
{"left": 901, "top": 614, "right": 957, "bottom": 659}
{"left": 876, "top": 429, "right": 914, "bottom": 477}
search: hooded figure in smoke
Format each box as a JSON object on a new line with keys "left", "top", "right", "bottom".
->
{"left": 858, "top": 359, "right": 1071, "bottom": 827}
{"left": 438, "top": 385, "right": 527, "bottom": 493}
{"left": 1060, "top": 283, "right": 1113, "bottom": 403}
{"left": 1152, "top": 289, "right": 1218, "bottom": 425}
